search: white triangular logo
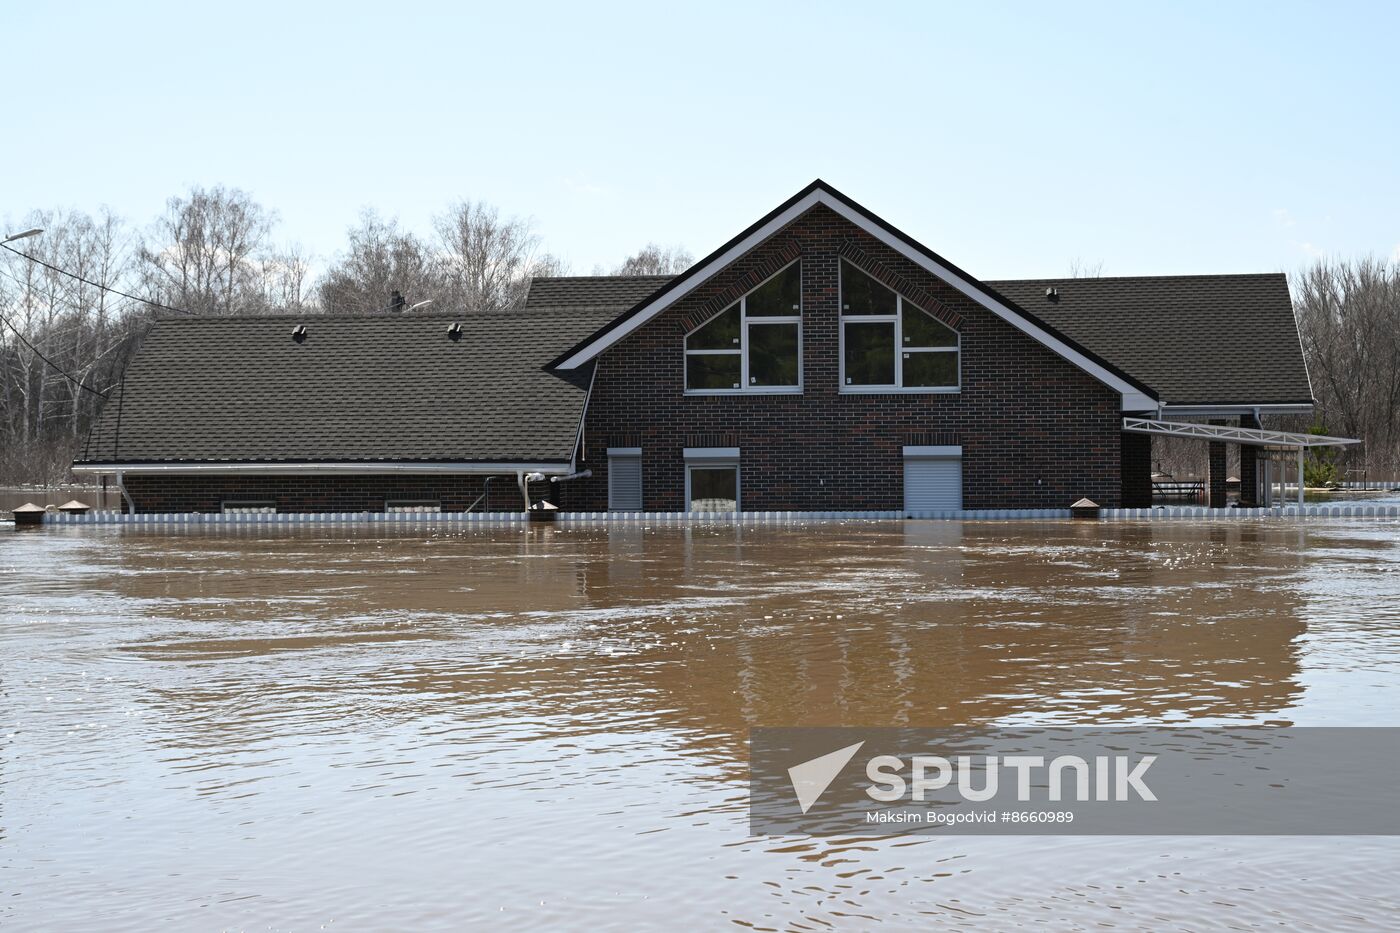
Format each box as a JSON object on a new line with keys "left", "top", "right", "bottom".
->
{"left": 787, "top": 741, "right": 865, "bottom": 814}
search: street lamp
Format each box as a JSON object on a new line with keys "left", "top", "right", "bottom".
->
{"left": 2, "top": 228, "right": 43, "bottom": 244}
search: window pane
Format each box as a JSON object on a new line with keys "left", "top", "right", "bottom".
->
{"left": 689, "top": 467, "right": 738, "bottom": 512}
{"left": 687, "top": 304, "right": 741, "bottom": 350}
{"left": 844, "top": 321, "right": 895, "bottom": 385}
{"left": 901, "top": 303, "right": 957, "bottom": 347}
{"left": 903, "top": 350, "right": 959, "bottom": 388}
{"left": 746, "top": 262, "right": 801, "bottom": 317}
{"left": 686, "top": 352, "right": 741, "bottom": 390}
{"left": 748, "top": 322, "right": 799, "bottom": 386}
{"left": 840, "top": 261, "right": 897, "bottom": 315}
{"left": 902, "top": 304, "right": 958, "bottom": 348}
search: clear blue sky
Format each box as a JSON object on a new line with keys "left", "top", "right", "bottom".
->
{"left": 5, "top": 1, "right": 1398, "bottom": 279}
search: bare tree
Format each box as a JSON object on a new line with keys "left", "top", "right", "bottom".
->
{"left": 613, "top": 243, "right": 692, "bottom": 276}
{"left": 318, "top": 212, "right": 439, "bottom": 314}
{"left": 1067, "top": 258, "right": 1103, "bottom": 278}
{"left": 435, "top": 201, "right": 560, "bottom": 313}
{"left": 1291, "top": 257, "right": 1400, "bottom": 475}
{"left": 137, "top": 185, "right": 277, "bottom": 315}
{"left": 0, "top": 208, "right": 138, "bottom": 480}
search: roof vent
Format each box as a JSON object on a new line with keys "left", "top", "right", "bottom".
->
{"left": 447, "top": 322, "right": 463, "bottom": 342}
{"left": 291, "top": 324, "right": 308, "bottom": 343}
{"left": 1045, "top": 287, "right": 1060, "bottom": 303}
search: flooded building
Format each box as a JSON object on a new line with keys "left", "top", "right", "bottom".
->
{"left": 74, "top": 181, "right": 1314, "bottom": 514}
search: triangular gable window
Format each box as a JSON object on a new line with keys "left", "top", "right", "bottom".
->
{"left": 840, "top": 261, "right": 959, "bottom": 390}
{"left": 684, "top": 262, "right": 801, "bottom": 393}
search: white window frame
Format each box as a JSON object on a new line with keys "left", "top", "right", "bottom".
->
{"left": 838, "top": 261, "right": 961, "bottom": 394}
{"left": 683, "top": 447, "right": 741, "bottom": 512}
{"left": 684, "top": 261, "right": 802, "bottom": 396}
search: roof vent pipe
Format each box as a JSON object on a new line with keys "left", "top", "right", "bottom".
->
{"left": 447, "top": 322, "right": 463, "bottom": 341}
{"left": 1045, "top": 287, "right": 1060, "bottom": 303}
{"left": 291, "top": 325, "right": 308, "bottom": 343}
{"left": 390, "top": 290, "right": 406, "bottom": 313}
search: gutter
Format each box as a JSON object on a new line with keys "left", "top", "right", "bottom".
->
{"left": 72, "top": 461, "right": 575, "bottom": 476}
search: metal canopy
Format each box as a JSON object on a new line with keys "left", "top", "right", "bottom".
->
{"left": 1122, "top": 418, "right": 1361, "bottom": 449}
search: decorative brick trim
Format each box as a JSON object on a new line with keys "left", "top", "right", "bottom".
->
{"left": 685, "top": 432, "right": 739, "bottom": 448}
{"left": 903, "top": 431, "right": 960, "bottom": 447}
{"left": 838, "top": 240, "right": 963, "bottom": 329}
{"left": 680, "top": 240, "right": 803, "bottom": 331}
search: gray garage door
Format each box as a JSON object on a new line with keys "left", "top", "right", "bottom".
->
{"left": 903, "top": 456, "right": 962, "bottom": 512}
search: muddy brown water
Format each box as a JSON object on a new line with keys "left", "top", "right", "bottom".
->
{"left": 2, "top": 521, "right": 1399, "bottom": 930}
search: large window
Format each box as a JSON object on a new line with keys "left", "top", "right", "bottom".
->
{"left": 685, "top": 262, "right": 801, "bottom": 393}
{"left": 839, "top": 261, "right": 959, "bottom": 391}
{"left": 684, "top": 447, "right": 740, "bottom": 512}
{"left": 687, "top": 465, "right": 739, "bottom": 512}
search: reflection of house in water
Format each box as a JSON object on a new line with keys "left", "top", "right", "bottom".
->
{"left": 104, "top": 525, "right": 1307, "bottom": 767}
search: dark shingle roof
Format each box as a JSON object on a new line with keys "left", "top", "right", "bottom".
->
{"left": 985, "top": 273, "right": 1312, "bottom": 406}
{"left": 525, "top": 275, "right": 673, "bottom": 309}
{"left": 77, "top": 309, "right": 615, "bottom": 465}
{"left": 531, "top": 271, "right": 1311, "bottom": 407}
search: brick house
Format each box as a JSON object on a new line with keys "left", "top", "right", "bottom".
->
{"left": 74, "top": 181, "right": 1315, "bottom": 514}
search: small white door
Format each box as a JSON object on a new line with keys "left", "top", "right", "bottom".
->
{"left": 608, "top": 454, "right": 643, "bottom": 510}
{"left": 903, "top": 456, "right": 962, "bottom": 512}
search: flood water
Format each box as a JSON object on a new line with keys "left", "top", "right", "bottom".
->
{"left": 3, "top": 520, "right": 1399, "bottom": 930}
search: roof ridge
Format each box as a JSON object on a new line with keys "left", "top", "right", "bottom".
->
{"left": 986, "top": 272, "right": 1284, "bottom": 284}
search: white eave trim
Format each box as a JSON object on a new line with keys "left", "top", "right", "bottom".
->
{"left": 71, "top": 461, "right": 575, "bottom": 476}
{"left": 683, "top": 447, "right": 740, "bottom": 460}
{"left": 1161, "top": 403, "right": 1315, "bottom": 417}
{"left": 553, "top": 187, "right": 1157, "bottom": 411}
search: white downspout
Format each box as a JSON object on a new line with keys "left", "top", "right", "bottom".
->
{"left": 1298, "top": 447, "right": 1305, "bottom": 507}
{"left": 516, "top": 470, "right": 529, "bottom": 511}
{"left": 114, "top": 470, "right": 136, "bottom": 513}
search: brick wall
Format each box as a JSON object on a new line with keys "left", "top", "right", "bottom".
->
{"left": 563, "top": 204, "right": 1125, "bottom": 512}
{"left": 122, "top": 473, "right": 547, "bottom": 514}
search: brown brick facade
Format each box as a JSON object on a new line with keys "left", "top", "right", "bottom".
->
{"left": 122, "top": 473, "right": 549, "bottom": 514}
{"left": 563, "top": 205, "right": 1125, "bottom": 512}
{"left": 120, "top": 204, "right": 1132, "bottom": 514}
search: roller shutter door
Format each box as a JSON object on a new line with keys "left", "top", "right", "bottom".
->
{"left": 903, "top": 456, "right": 962, "bottom": 512}
{"left": 608, "top": 454, "right": 643, "bottom": 510}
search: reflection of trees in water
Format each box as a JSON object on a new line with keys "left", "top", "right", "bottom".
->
{"left": 107, "top": 524, "right": 1307, "bottom": 766}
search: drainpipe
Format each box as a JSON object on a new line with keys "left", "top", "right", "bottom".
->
{"left": 113, "top": 470, "right": 136, "bottom": 514}
{"left": 516, "top": 470, "right": 529, "bottom": 511}
{"left": 1298, "top": 447, "right": 1305, "bottom": 507}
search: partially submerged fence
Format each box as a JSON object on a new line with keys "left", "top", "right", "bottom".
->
{"left": 32, "top": 503, "right": 1400, "bottom": 527}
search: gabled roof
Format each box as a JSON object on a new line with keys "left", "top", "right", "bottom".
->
{"left": 76, "top": 309, "right": 615, "bottom": 468}
{"left": 989, "top": 274, "right": 1313, "bottom": 408}
{"left": 547, "top": 179, "right": 1159, "bottom": 410}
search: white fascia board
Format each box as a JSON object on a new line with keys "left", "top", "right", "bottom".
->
{"left": 814, "top": 195, "right": 1151, "bottom": 409}
{"left": 1161, "top": 403, "right": 1315, "bottom": 417}
{"left": 553, "top": 190, "right": 825, "bottom": 370}
{"left": 683, "top": 447, "right": 741, "bottom": 460}
{"left": 554, "top": 188, "right": 1155, "bottom": 411}
{"left": 71, "top": 461, "right": 574, "bottom": 476}
{"left": 902, "top": 445, "right": 962, "bottom": 457}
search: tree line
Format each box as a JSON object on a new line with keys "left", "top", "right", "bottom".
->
{"left": 0, "top": 186, "right": 691, "bottom": 483}
{"left": 2, "top": 186, "right": 1397, "bottom": 485}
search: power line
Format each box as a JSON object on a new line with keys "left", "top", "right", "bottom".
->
{"left": 0, "top": 308, "right": 112, "bottom": 398}
{"left": 0, "top": 264, "right": 143, "bottom": 320}
{"left": 0, "top": 242, "right": 195, "bottom": 315}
